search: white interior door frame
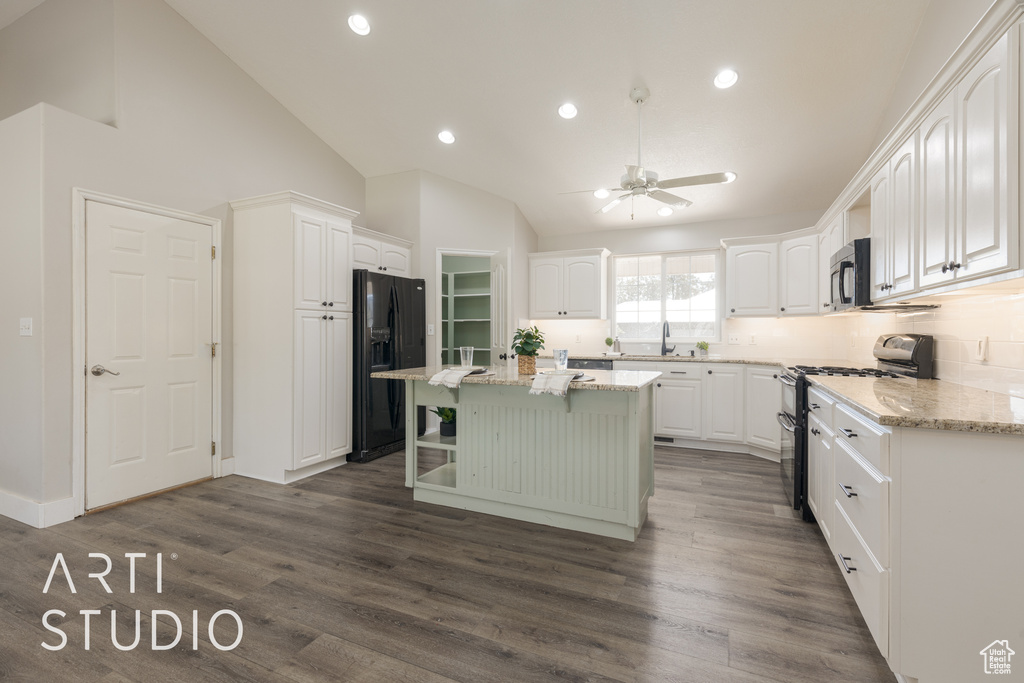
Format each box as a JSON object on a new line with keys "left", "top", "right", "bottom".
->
{"left": 434, "top": 247, "right": 497, "bottom": 366}
{"left": 71, "top": 188, "right": 223, "bottom": 517}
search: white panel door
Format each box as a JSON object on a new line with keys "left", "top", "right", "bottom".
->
{"left": 326, "top": 221, "right": 351, "bottom": 311}
{"left": 563, "top": 255, "right": 601, "bottom": 317}
{"left": 294, "top": 215, "right": 326, "bottom": 310}
{"left": 704, "top": 365, "right": 745, "bottom": 442}
{"left": 654, "top": 379, "right": 702, "bottom": 439}
{"left": 351, "top": 235, "right": 381, "bottom": 270}
{"left": 744, "top": 367, "right": 781, "bottom": 451}
{"left": 779, "top": 235, "right": 818, "bottom": 316}
{"left": 725, "top": 244, "right": 778, "bottom": 316}
{"left": 326, "top": 311, "right": 352, "bottom": 461}
{"left": 491, "top": 249, "right": 512, "bottom": 366}
{"left": 957, "top": 32, "right": 1014, "bottom": 280}
{"left": 85, "top": 201, "right": 213, "bottom": 509}
{"left": 919, "top": 93, "right": 957, "bottom": 289}
{"left": 529, "top": 257, "right": 563, "bottom": 317}
{"left": 889, "top": 134, "right": 917, "bottom": 296}
{"left": 293, "top": 310, "right": 325, "bottom": 469}
{"left": 381, "top": 244, "right": 411, "bottom": 275}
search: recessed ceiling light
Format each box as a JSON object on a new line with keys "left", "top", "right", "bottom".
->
{"left": 347, "top": 14, "right": 370, "bottom": 36}
{"left": 593, "top": 189, "right": 610, "bottom": 199}
{"left": 438, "top": 130, "right": 455, "bottom": 144}
{"left": 657, "top": 207, "right": 673, "bottom": 217}
{"left": 558, "top": 103, "right": 578, "bottom": 119}
{"left": 723, "top": 171, "right": 737, "bottom": 183}
{"left": 714, "top": 69, "right": 738, "bottom": 89}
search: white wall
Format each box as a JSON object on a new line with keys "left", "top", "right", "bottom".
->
{"left": 0, "top": 0, "right": 367, "bottom": 513}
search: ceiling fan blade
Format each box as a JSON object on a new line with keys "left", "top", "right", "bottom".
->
{"left": 558, "top": 187, "right": 621, "bottom": 195}
{"left": 648, "top": 190, "right": 693, "bottom": 208}
{"left": 656, "top": 171, "right": 737, "bottom": 190}
{"left": 596, "top": 193, "right": 630, "bottom": 214}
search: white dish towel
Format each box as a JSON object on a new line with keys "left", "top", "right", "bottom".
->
{"left": 428, "top": 368, "right": 475, "bottom": 389}
{"left": 529, "top": 372, "right": 576, "bottom": 397}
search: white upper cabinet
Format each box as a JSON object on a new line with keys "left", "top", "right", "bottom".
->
{"left": 293, "top": 214, "right": 352, "bottom": 311}
{"left": 919, "top": 92, "right": 958, "bottom": 289}
{"left": 818, "top": 214, "right": 845, "bottom": 313}
{"left": 528, "top": 249, "right": 609, "bottom": 319}
{"left": 869, "top": 164, "right": 891, "bottom": 300}
{"left": 725, "top": 243, "right": 778, "bottom": 317}
{"left": 779, "top": 234, "right": 818, "bottom": 315}
{"left": 351, "top": 226, "right": 413, "bottom": 277}
{"left": 872, "top": 134, "right": 918, "bottom": 300}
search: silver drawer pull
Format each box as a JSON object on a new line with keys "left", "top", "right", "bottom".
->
{"left": 839, "top": 428, "right": 857, "bottom": 438}
{"left": 838, "top": 482, "right": 857, "bottom": 498}
{"left": 838, "top": 553, "right": 857, "bottom": 574}
{"left": 669, "top": 371, "right": 688, "bottom": 375}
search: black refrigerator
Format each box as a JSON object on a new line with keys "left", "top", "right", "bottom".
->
{"left": 350, "top": 270, "right": 426, "bottom": 462}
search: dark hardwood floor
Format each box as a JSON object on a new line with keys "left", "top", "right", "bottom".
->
{"left": 0, "top": 447, "right": 893, "bottom": 682}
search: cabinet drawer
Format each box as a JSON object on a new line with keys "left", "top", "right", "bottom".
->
{"left": 834, "top": 437, "right": 889, "bottom": 565}
{"left": 833, "top": 404, "right": 889, "bottom": 473}
{"left": 807, "top": 386, "right": 835, "bottom": 428}
{"left": 833, "top": 503, "right": 889, "bottom": 658}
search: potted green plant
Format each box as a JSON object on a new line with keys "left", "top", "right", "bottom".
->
{"left": 431, "top": 407, "right": 457, "bottom": 437}
{"left": 695, "top": 341, "right": 710, "bottom": 357}
{"left": 511, "top": 326, "right": 545, "bottom": 375}
{"left": 605, "top": 337, "right": 614, "bottom": 350}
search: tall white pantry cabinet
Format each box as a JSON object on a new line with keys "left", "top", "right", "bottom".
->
{"left": 232, "top": 191, "right": 357, "bottom": 484}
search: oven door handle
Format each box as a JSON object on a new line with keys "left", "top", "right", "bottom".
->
{"left": 777, "top": 374, "right": 797, "bottom": 387}
{"left": 776, "top": 412, "right": 797, "bottom": 433}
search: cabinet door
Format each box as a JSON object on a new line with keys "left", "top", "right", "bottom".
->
{"left": 869, "top": 167, "right": 891, "bottom": 300}
{"left": 381, "top": 244, "right": 411, "bottom": 275}
{"left": 807, "top": 413, "right": 833, "bottom": 545}
{"left": 725, "top": 243, "right": 778, "bottom": 316}
{"left": 744, "top": 367, "right": 781, "bottom": 451}
{"left": 919, "top": 93, "right": 957, "bottom": 289}
{"left": 779, "top": 235, "right": 818, "bottom": 316}
{"left": 818, "top": 231, "right": 832, "bottom": 313}
{"left": 325, "top": 312, "right": 352, "bottom": 461}
{"left": 654, "top": 378, "right": 702, "bottom": 439}
{"left": 956, "top": 32, "right": 1015, "bottom": 280}
{"left": 351, "top": 235, "right": 381, "bottom": 270}
{"left": 529, "top": 257, "right": 563, "bottom": 318}
{"left": 563, "top": 254, "right": 605, "bottom": 318}
{"left": 889, "top": 134, "right": 917, "bottom": 296}
{"left": 293, "top": 311, "right": 326, "bottom": 468}
{"left": 326, "top": 221, "right": 352, "bottom": 311}
{"left": 294, "top": 215, "right": 326, "bottom": 310}
{"left": 704, "top": 365, "right": 745, "bottom": 442}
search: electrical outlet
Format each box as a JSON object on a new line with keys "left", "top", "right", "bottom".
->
{"left": 850, "top": 336, "right": 858, "bottom": 348}
{"left": 19, "top": 318, "right": 32, "bottom": 336}
{"left": 727, "top": 334, "right": 740, "bottom": 345}
{"left": 575, "top": 334, "right": 581, "bottom": 343}
{"left": 975, "top": 336, "right": 989, "bottom": 361}
{"left": 427, "top": 324, "right": 435, "bottom": 336}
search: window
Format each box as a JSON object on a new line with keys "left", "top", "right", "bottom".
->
{"left": 612, "top": 251, "right": 721, "bottom": 342}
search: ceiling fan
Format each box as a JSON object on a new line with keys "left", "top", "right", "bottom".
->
{"left": 578, "top": 87, "right": 736, "bottom": 217}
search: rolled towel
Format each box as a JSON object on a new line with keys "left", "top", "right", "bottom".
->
{"left": 529, "top": 371, "right": 579, "bottom": 398}
{"left": 428, "top": 368, "right": 476, "bottom": 389}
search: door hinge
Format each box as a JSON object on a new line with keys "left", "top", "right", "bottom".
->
{"left": 211, "top": 441, "right": 216, "bottom": 456}
{"left": 211, "top": 245, "right": 216, "bottom": 259}
{"left": 211, "top": 342, "right": 217, "bottom": 358}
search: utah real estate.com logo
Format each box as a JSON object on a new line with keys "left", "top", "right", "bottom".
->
{"left": 980, "top": 639, "right": 1014, "bottom": 675}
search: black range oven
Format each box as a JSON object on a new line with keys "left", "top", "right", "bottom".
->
{"left": 776, "top": 372, "right": 808, "bottom": 520}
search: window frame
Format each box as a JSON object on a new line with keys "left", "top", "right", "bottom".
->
{"left": 609, "top": 249, "right": 724, "bottom": 344}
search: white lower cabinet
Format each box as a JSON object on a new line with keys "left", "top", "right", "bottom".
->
{"left": 654, "top": 377, "right": 702, "bottom": 439}
{"left": 806, "top": 412, "right": 833, "bottom": 543}
{"left": 292, "top": 310, "right": 352, "bottom": 469}
{"left": 744, "top": 366, "right": 781, "bottom": 450}
{"left": 703, "top": 364, "right": 745, "bottom": 442}
{"left": 832, "top": 502, "right": 889, "bottom": 658}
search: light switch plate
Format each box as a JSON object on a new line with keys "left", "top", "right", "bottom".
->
{"left": 427, "top": 324, "right": 435, "bottom": 336}
{"left": 19, "top": 318, "right": 32, "bottom": 336}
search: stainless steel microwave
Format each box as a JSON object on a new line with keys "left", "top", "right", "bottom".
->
{"left": 829, "top": 238, "right": 871, "bottom": 311}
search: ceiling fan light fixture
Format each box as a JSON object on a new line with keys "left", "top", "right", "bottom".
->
{"left": 558, "top": 103, "right": 578, "bottom": 119}
{"left": 593, "top": 189, "right": 610, "bottom": 199}
{"left": 723, "top": 171, "right": 737, "bottom": 183}
{"left": 438, "top": 130, "right": 456, "bottom": 144}
{"left": 657, "top": 207, "right": 673, "bottom": 217}
{"left": 347, "top": 14, "right": 371, "bottom": 36}
{"left": 714, "top": 69, "right": 738, "bottom": 89}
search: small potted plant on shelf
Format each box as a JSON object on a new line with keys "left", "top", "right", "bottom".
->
{"left": 511, "top": 326, "right": 545, "bottom": 375}
{"left": 605, "top": 337, "right": 614, "bottom": 351}
{"left": 695, "top": 341, "right": 710, "bottom": 357}
{"left": 431, "top": 407, "right": 457, "bottom": 437}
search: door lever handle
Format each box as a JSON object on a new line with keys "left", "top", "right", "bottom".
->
{"left": 90, "top": 365, "right": 120, "bottom": 376}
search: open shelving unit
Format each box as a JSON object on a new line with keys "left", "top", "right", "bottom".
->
{"left": 441, "top": 258, "right": 492, "bottom": 366}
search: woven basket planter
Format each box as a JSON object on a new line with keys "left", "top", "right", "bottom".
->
{"left": 518, "top": 355, "right": 537, "bottom": 375}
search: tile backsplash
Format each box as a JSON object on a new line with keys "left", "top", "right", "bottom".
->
{"left": 531, "top": 287, "right": 1024, "bottom": 398}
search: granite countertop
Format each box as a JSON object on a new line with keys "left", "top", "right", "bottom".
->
{"left": 371, "top": 365, "right": 661, "bottom": 392}
{"left": 541, "top": 354, "right": 851, "bottom": 368}
{"left": 809, "top": 376, "right": 1024, "bottom": 435}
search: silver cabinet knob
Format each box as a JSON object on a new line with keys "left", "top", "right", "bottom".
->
{"left": 90, "top": 365, "right": 120, "bottom": 376}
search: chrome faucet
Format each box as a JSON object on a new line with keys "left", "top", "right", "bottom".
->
{"left": 661, "top": 321, "right": 675, "bottom": 356}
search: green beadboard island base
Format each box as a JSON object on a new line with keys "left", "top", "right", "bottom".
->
{"left": 373, "top": 366, "right": 661, "bottom": 541}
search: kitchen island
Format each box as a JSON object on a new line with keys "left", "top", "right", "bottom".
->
{"left": 371, "top": 365, "right": 661, "bottom": 540}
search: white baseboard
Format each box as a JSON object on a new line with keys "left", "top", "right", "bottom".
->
{"left": 0, "top": 488, "right": 76, "bottom": 529}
